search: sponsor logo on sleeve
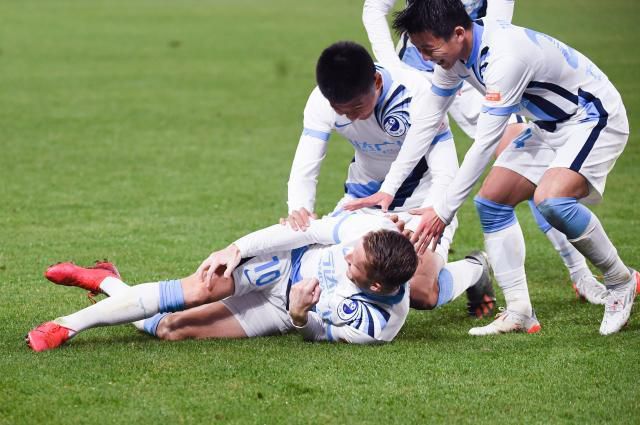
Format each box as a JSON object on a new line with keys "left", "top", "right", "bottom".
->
{"left": 484, "top": 86, "right": 502, "bottom": 102}
{"left": 485, "top": 85, "right": 502, "bottom": 102}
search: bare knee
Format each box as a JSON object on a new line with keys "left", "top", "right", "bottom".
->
{"left": 410, "top": 284, "right": 438, "bottom": 310}
{"left": 478, "top": 167, "right": 535, "bottom": 206}
{"left": 181, "top": 272, "right": 235, "bottom": 308}
{"left": 409, "top": 253, "right": 442, "bottom": 310}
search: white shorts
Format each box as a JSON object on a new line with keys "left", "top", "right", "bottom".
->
{"left": 222, "top": 251, "right": 295, "bottom": 337}
{"left": 329, "top": 200, "right": 456, "bottom": 263}
{"left": 494, "top": 109, "right": 629, "bottom": 204}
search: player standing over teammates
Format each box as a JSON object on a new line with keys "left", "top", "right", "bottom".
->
{"left": 27, "top": 213, "right": 418, "bottom": 351}
{"left": 284, "top": 41, "right": 497, "bottom": 316}
{"left": 348, "top": 0, "right": 637, "bottom": 335}
{"left": 363, "top": 0, "right": 607, "bottom": 304}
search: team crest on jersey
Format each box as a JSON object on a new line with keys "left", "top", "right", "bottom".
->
{"left": 337, "top": 299, "right": 359, "bottom": 321}
{"left": 383, "top": 113, "right": 409, "bottom": 137}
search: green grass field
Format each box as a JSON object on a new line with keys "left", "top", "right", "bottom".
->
{"left": 1, "top": 1, "right": 639, "bottom": 423}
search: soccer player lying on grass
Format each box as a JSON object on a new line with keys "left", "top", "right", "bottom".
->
{"left": 283, "top": 41, "right": 496, "bottom": 317}
{"left": 363, "top": 0, "right": 609, "bottom": 306}
{"left": 28, "top": 213, "right": 422, "bottom": 351}
{"left": 347, "top": 0, "right": 638, "bottom": 335}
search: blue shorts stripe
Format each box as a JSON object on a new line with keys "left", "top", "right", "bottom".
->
{"left": 569, "top": 90, "right": 609, "bottom": 171}
{"left": 481, "top": 104, "right": 522, "bottom": 116}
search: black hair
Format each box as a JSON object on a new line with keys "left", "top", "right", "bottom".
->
{"left": 362, "top": 229, "right": 418, "bottom": 292}
{"left": 316, "top": 41, "right": 376, "bottom": 104}
{"left": 393, "top": 0, "right": 472, "bottom": 40}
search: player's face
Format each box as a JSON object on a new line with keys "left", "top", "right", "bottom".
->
{"left": 409, "top": 28, "right": 466, "bottom": 70}
{"left": 330, "top": 73, "right": 382, "bottom": 121}
{"left": 344, "top": 240, "right": 371, "bottom": 288}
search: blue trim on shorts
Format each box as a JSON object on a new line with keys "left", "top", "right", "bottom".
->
{"left": 570, "top": 89, "right": 609, "bottom": 171}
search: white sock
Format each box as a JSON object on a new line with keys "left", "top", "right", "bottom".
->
{"left": 54, "top": 282, "right": 162, "bottom": 334}
{"left": 100, "top": 276, "right": 130, "bottom": 296}
{"left": 569, "top": 214, "right": 630, "bottom": 288}
{"left": 484, "top": 223, "right": 532, "bottom": 316}
{"left": 544, "top": 227, "right": 591, "bottom": 283}
{"left": 96, "top": 276, "right": 147, "bottom": 331}
{"left": 443, "top": 260, "right": 483, "bottom": 301}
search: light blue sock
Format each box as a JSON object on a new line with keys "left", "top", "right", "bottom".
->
{"left": 536, "top": 197, "right": 591, "bottom": 239}
{"left": 142, "top": 313, "right": 169, "bottom": 337}
{"left": 436, "top": 268, "right": 454, "bottom": 307}
{"left": 159, "top": 279, "right": 185, "bottom": 313}
{"left": 528, "top": 199, "right": 552, "bottom": 233}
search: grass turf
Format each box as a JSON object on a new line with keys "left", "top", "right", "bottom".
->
{"left": 1, "top": 0, "right": 639, "bottom": 423}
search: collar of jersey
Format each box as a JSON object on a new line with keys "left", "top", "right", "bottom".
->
{"left": 353, "top": 283, "right": 406, "bottom": 305}
{"left": 374, "top": 64, "right": 393, "bottom": 109}
{"left": 463, "top": 21, "right": 484, "bottom": 69}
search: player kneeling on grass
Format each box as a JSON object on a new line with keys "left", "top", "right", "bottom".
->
{"left": 283, "top": 41, "right": 496, "bottom": 318}
{"left": 27, "top": 213, "right": 421, "bottom": 350}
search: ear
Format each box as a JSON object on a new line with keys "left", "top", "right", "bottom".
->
{"left": 453, "top": 26, "right": 466, "bottom": 42}
{"left": 374, "top": 71, "right": 383, "bottom": 91}
{"left": 368, "top": 281, "right": 385, "bottom": 293}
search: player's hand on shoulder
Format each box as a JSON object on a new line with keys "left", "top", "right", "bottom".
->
{"left": 343, "top": 192, "right": 393, "bottom": 212}
{"left": 196, "top": 244, "right": 242, "bottom": 290}
{"left": 279, "top": 208, "right": 317, "bottom": 231}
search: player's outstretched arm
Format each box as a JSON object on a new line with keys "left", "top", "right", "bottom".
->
{"left": 362, "top": 0, "right": 404, "bottom": 67}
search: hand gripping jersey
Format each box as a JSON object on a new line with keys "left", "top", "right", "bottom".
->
{"left": 233, "top": 213, "right": 409, "bottom": 344}
{"left": 287, "top": 61, "right": 455, "bottom": 214}
{"left": 377, "top": 19, "right": 628, "bottom": 224}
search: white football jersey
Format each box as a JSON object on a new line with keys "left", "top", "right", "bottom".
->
{"left": 378, "top": 19, "right": 626, "bottom": 224}
{"left": 288, "top": 63, "right": 453, "bottom": 214}
{"left": 234, "top": 213, "right": 410, "bottom": 344}
{"left": 366, "top": 0, "right": 515, "bottom": 73}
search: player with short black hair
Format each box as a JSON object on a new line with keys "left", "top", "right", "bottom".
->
{"left": 393, "top": 0, "right": 472, "bottom": 39}
{"left": 315, "top": 41, "right": 377, "bottom": 105}
{"left": 285, "top": 41, "right": 496, "bottom": 316}
{"left": 351, "top": 0, "right": 637, "bottom": 336}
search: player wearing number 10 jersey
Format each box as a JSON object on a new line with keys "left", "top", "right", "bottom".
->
{"left": 27, "top": 212, "right": 418, "bottom": 350}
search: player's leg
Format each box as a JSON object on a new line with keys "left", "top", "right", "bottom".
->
{"left": 534, "top": 169, "right": 636, "bottom": 334}
{"left": 469, "top": 165, "right": 540, "bottom": 335}
{"left": 149, "top": 302, "right": 247, "bottom": 340}
{"left": 526, "top": 199, "right": 607, "bottom": 304}
{"left": 26, "top": 270, "right": 234, "bottom": 351}
{"left": 141, "top": 252, "right": 294, "bottom": 341}
{"left": 495, "top": 126, "right": 600, "bottom": 300}
{"left": 533, "top": 111, "right": 635, "bottom": 335}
